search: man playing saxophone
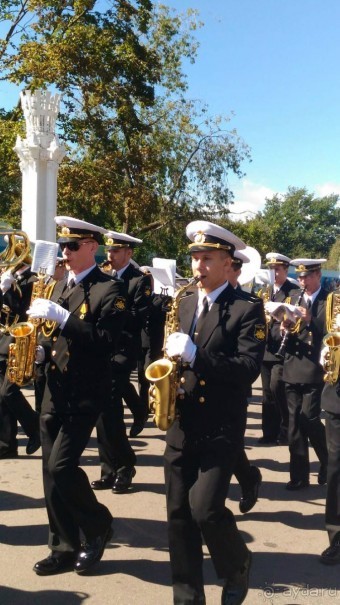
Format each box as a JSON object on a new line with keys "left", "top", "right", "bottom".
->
{"left": 27, "top": 216, "right": 127, "bottom": 576}
{"left": 319, "top": 287, "right": 340, "bottom": 564}
{"left": 163, "top": 220, "right": 266, "bottom": 605}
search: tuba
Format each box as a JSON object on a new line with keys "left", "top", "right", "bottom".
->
{"left": 322, "top": 289, "right": 340, "bottom": 385}
{"left": 6, "top": 268, "right": 56, "bottom": 386}
{"left": 145, "top": 276, "right": 199, "bottom": 431}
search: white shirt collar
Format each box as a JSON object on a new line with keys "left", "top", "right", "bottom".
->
{"left": 68, "top": 264, "right": 96, "bottom": 285}
{"left": 303, "top": 286, "right": 321, "bottom": 306}
{"left": 198, "top": 280, "right": 229, "bottom": 310}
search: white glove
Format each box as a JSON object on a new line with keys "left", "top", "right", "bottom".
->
{"left": 165, "top": 332, "right": 197, "bottom": 364}
{"left": 27, "top": 298, "right": 70, "bottom": 325}
{"left": 35, "top": 345, "right": 45, "bottom": 364}
{"left": 0, "top": 269, "right": 15, "bottom": 294}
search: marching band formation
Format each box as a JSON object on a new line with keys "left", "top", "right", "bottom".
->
{"left": 0, "top": 216, "right": 339, "bottom": 605}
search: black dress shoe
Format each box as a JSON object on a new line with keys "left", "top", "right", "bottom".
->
{"left": 221, "top": 551, "right": 252, "bottom": 605}
{"left": 26, "top": 433, "right": 41, "bottom": 455}
{"left": 91, "top": 474, "right": 116, "bottom": 490}
{"left": 33, "top": 551, "right": 76, "bottom": 575}
{"left": 112, "top": 466, "right": 136, "bottom": 493}
{"left": 318, "top": 464, "right": 327, "bottom": 485}
{"left": 74, "top": 526, "right": 113, "bottom": 574}
{"left": 285, "top": 479, "right": 310, "bottom": 491}
{"left": 239, "top": 467, "right": 262, "bottom": 514}
{"left": 320, "top": 541, "right": 340, "bottom": 565}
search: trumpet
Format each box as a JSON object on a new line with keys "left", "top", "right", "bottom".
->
{"left": 275, "top": 288, "right": 305, "bottom": 360}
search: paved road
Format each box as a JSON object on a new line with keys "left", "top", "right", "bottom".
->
{"left": 1, "top": 379, "right": 339, "bottom": 604}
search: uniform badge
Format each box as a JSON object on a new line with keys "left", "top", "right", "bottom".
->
{"left": 145, "top": 286, "right": 152, "bottom": 297}
{"left": 194, "top": 231, "right": 205, "bottom": 244}
{"left": 79, "top": 302, "right": 88, "bottom": 319}
{"left": 114, "top": 296, "right": 126, "bottom": 311}
{"left": 254, "top": 324, "right": 266, "bottom": 341}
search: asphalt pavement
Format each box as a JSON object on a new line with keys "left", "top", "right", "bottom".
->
{"left": 1, "top": 377, "right": 340, "bottom": 604}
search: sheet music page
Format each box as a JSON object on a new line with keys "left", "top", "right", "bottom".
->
{"left": 152, "top": 258, "right": 176, "bottom": 296}
{"left": 31, "top": 241, "right": 59, "bottom": 276}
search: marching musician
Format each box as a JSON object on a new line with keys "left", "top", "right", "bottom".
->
{"left": 259, "top": 253, "right": 300, "bottom": 445}
{"left": 163, "top": 220, "right": 266, "bottom": 605}
{"left": 28, "top": 217, "right": 127, "bottom": 575}
{"left": 319, "top": 288, "right": 340, "bottom": 564}
{"left": 92, "top": 231, "right": 152, "bottom": 495}
{"left": 0, "top": 244, "right": 40, "bottom": 458}
{"left": 282, "top": 258, "right": 328, "bottom": 490}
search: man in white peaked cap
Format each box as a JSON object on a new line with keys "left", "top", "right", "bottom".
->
{"left": 29, "top": 216, "right": 127, "bottom": 575}
{"left": 162, "top": 220, "right": 266, "bottom": 605}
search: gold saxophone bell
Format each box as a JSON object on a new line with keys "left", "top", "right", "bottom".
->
{"left": 6, "top": 269, "right": 57, "bottom": 386}
{"left": 145, "top": 276, "right": 199, "bottom": 431}
{"left": 323, "top": 332, "right": 340, "bottom": 385}
{"left": 145, "top": 358, "right": 174, "bottom": 431}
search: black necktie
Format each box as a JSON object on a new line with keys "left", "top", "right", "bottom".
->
{"left": 193, "top": 297, "right": 209, "bottom": 341}
{"left": 307, "top": 298, "right": 312, "bottom": 310}
{"left": 67, "top": 278, "right": 75, "bottom": 291}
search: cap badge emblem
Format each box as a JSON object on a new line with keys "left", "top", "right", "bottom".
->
{"left": 61, "top": 226, "right": 70, "bottom": 235}
{"left": 194, "top": 231, "right": 205, "bottom": 244}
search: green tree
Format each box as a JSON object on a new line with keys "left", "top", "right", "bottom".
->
{"left": 0, "top": 108, "right": 24, "bottom": 226}
{"left": 326, "top": 237, "right": 340, "bottom": 271}
{"left": 0, "top": 1, "right": 251, "bottom": 263}
{"left": 236, "top": 187, "right": 340, "bottom": 261}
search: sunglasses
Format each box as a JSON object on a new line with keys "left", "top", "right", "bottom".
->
{"left": 59, "top": 240, "right": 92, "bottom": 252}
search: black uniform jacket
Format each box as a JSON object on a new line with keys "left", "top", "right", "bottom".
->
{"left": 113, "top": 263, "right": 152, "bottom": 369}
{"left": 39, "top": 266, "right": 127, "bottom": 415}
{"left": 166, "top": 283, "right": 266, "bottom": 448}
{"left": 264, "top": 280, "right": 300, "bottom": 362}
{"left": 282, "top": 287, "right": 328, "bottom": 384}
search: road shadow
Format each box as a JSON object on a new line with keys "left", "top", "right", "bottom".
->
{"left": 0, "top": 587, "right": 88, "bottom": 605}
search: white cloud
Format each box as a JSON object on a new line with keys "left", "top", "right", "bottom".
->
{"left": 228, "top": 179, "right": 276, "bottom": 221}
{"left": 314, "top": 182, "right": 340, "bottom": 198}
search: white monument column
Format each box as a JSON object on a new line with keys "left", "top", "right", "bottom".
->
{"left": 14, "top": 90, "right": 66, "bottom": 242}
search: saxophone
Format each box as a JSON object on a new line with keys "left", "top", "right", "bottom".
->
{"left": 7, "top": 269, "right": 56, "bottom": 386}
{"left": 322, "top": 289, "right": 340, "bottom": 385}
{"left": 145, "top": 276, "right": 199, "bottom": 431}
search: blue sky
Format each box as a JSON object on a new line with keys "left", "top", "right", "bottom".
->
{"left": 164, "top": 0, "right": 340, "bottom": 217}
{"left": 1, "top": 1, "right": 340, "bottom": 218}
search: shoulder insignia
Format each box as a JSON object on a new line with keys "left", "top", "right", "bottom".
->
{"left": 114, "top": 296, "right": 126, "bottom": 311}
{"left": 235, "top": 290, "right": 260, "bottom": 304}
{"left": 144, "top": 286, "right": 152, "bottom": 297}
{"left": 254, "top": 324, "right": 266, "bottom": 341}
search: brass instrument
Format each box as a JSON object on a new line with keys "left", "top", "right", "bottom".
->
{"left": 275, "top": 288, "right": 305, "bottom": 360}
{"left": 323, "top": 289, "right": 340, "bottom": 385}
{"left": 0, "top": 230, "right": 32, "bottom": 333}
{"left": 7, "top": 269, "right": 56, "bottom": 386}
{"left": 99, "top": 260, "right": 112, "bottom": 273}
{"left": 145, "top": 276, "right": 199, "bottom": 431}
{"left": 257, "top": 284, "right": 271, "bottom": 324}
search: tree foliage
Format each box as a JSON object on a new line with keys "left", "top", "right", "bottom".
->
{"left": 221, "top": 187, "right": 340, "bottom": 267}
{"left": 0, "top": 0, "right": 251, "bottom": 265}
